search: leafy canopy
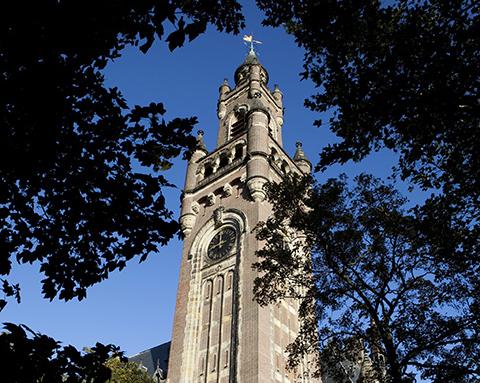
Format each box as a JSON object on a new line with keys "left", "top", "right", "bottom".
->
{"left": 0, "top": 322, "right": 121, "bottom": 383}
{"left": 254, "top": 174, "right": 479, "bottom": 383}
{"left": 0, "top": 1, "right": 243, "bottom": 381}
{"left": 257, "top": 0, "right": 479, "bottom": 199}
{"left": 253, "top": 2, "right": 480, "bottom": 381}
{"left": 0, "top": 0, "right": 244, "bottom": 307}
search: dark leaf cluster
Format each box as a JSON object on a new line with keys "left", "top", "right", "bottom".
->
{"left": 254, "top": 2, "right": 480, "bottom": 381}
{"left": 0, "top": 322, "right": 121, "bottom": 383}
{"left": 254, "top": 174, "right": 479, "bottom": 383}
{"left": 0, "top": 1, "right": 243, "bottom": 378}
{"left": 0, "top": 1, "right": 244, "bottom": 305}
{"left": 257, "top": 0, "right": 479, "bottom": 207}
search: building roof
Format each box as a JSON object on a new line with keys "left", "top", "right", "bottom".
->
{"left": 128, "top": 341, "right": 171, "bottom": 378}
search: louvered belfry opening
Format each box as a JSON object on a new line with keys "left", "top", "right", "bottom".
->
{"left": 230, "top": 116, "right": 246, "bottom": 139}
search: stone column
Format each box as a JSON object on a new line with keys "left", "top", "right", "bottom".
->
{"left": 246, "top": 108, "right": 270, "bottom": 202}
{"left": 248, "top": 64, "right": 262, "bottom": 99}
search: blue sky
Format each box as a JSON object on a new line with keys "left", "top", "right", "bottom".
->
{"left": 2, "top": 1, "right": 405, "bottom": 356}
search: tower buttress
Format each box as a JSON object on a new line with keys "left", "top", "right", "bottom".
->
{"left": 179, "top": 131, "right": 207, "bottom": 236}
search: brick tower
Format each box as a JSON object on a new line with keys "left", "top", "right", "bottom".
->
{"left": 167, "top": 49, "right": 317, "bottom": 383}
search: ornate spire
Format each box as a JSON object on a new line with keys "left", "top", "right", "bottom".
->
{"left": 293, "top": 142, "right": 312, "bottom": 174}
{"left": 293, "top": 142, "right": 309, "bottom": 161}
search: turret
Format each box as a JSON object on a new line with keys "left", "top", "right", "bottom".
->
{"left": 212, "top": 47, "right": 295, "bottom": 202}
{"left": 217, "top": 79, "right": 230, "bottom": 120}
{"left": 293, "top": 142, "right": 312, "bottom": 174}
{"left": 219, "top": 78, "right": 231, "bottom": 96}
{"left": 179, "top": 131, "right": 208, "bottom": 236}
{"left": 272, "top": 84, "right": 283, "bottom": 106}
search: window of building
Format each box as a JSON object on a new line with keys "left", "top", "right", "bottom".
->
{"left": 205, "top": 282, "right": 211, "bottom": 300}
{"left": 199, "top": 356, "right": 205, "bottom": 376}
{"left": 224, "top": 349, "right": 229, "bottom": 368}
{"left": 211, "top": 354, "right": 217, "bottom": 372}
{"left": 227, "top": 273, "right": 233, "bottom": 290}
{"left": 230, "top": 118, "right": 246, "bottom": 138}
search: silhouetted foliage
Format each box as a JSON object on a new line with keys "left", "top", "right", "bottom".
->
{"left": 1, "top": 322, "right": 121, "bottom": 383}
{"left": 254, "top": 1, "right": 480, "bottom": 381}
{"left": 254, "top": 174, "right": 480, "bottom": 383}
{"left": 0, "top": 0, "right": 244, "bottom": 307}
{"left": 0, "top": 0, "right": 244, "bottom": 379}
{"left": 257, "top": 0, "right": 479, "bottom": 202}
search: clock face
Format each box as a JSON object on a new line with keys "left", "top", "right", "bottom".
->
{"left": 207, "top": 227, "right": 236, "bottom": 261}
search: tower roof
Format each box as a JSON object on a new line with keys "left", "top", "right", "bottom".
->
{"left": 244, "top": 47, "right": 259, "bottom": 64}
{"left": 293, "top": 142, "right": 311, "bottom": 164}
{"left": 234, "top": 48, "right": 269, "bottom": 86}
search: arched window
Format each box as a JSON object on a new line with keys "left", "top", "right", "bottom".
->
{"left": 204, "top": 281, "right": 212, "bottom": 300}
{"left": 227, "top": 272, "right": 233, "bottom": 290}
{"left": 224, "top": 349, "right": 229, "bottom": 368}
{"left": 211, "top": 354, "right": 217, "bottom": 372}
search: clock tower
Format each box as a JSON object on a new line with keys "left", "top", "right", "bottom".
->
{"left": 167, "top": 49, "right": 317, "bottom": 383}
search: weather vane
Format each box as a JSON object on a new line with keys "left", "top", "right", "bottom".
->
{"left": 243, "top": 34, "right": 262, "bottom": 53}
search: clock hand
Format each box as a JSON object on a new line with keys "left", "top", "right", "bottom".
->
{"left": 210, "top": 242, "right": 221, "bottom": 250}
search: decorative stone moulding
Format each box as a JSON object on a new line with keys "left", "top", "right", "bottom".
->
{"left": 223, "top": 183, "right": 233, "bottom": 197}
{"left": 196, "top": 166, "right": 205, "bottom": 182}
{"left": 206, "top": 193, "right": 216, "bottom": 206}
{"left": 217, "top": 102, "right": 226, "bottom": 119}
{"left": 212, "top": 158, "right": 220, "bottom": 173}
{"left": 227, "top": 150, "right": 235, "bottom": 163}
{"left": 195, "top": 140, "right": 247, "bottom": 187}
{"left": 191, "top": 201, "right": 200, "bottom": 215}
{"left": 213, "top": 206, "right": 225, "bottom": 227}
{"left": 276, "top": 115, "right": 283, "bottom": 127}
{"left": 180, "top": 213, "right": 196, "bottom": 236}
{"left": 246, "top": 176, "right": 267, "bottom": 202}
{"left": 234, "top": 104, "right": 249, "bottom": 116}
